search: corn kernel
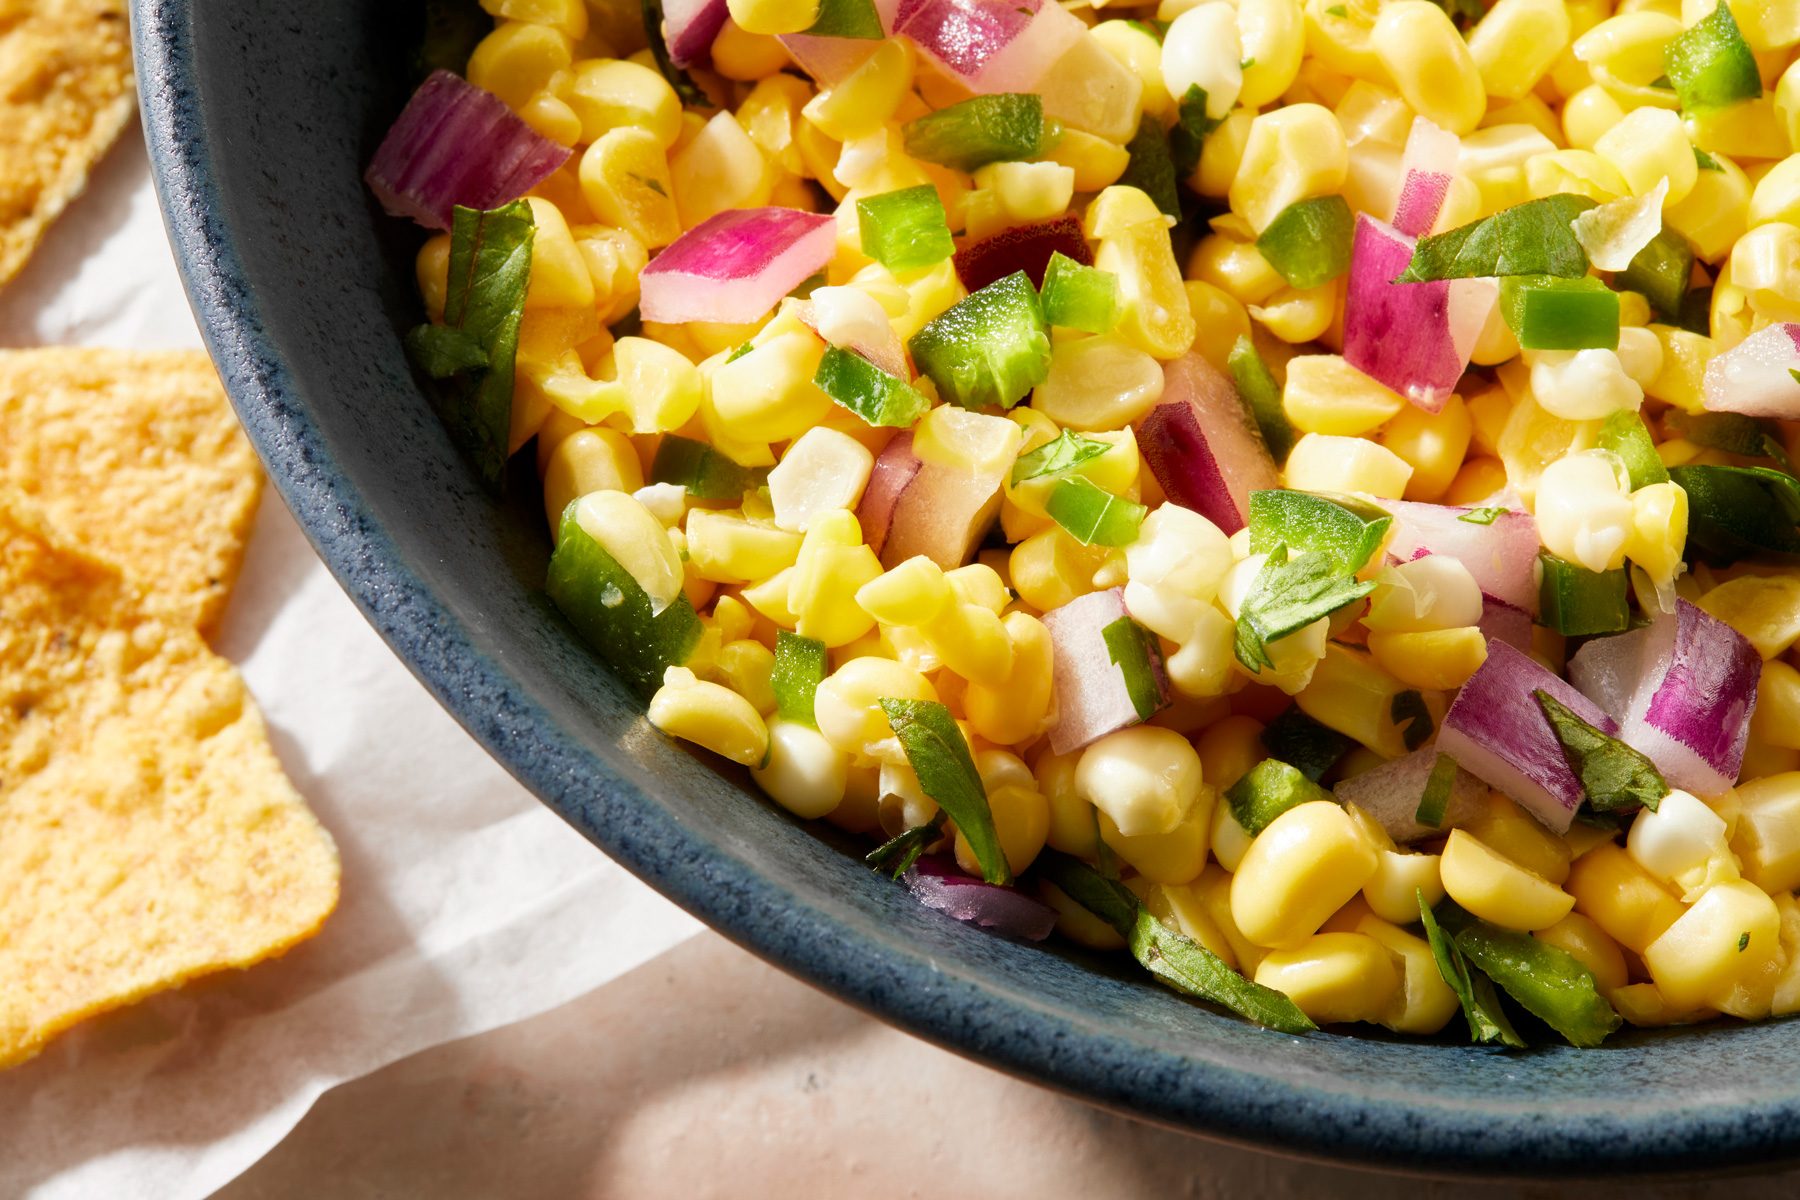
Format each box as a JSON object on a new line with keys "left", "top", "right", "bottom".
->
{"left": 1229, "top": 103, "right": 1350, "bottom": 232}
{"left": 1365, "top": 627, "right": 1488, "bottom": 691}
{"left": 726, "top": 0, "right": 820, "bottom": 36}
{"left": 1464, "top": 789, "right": 1573, "bottom": 883}
{"left": 1254, "top": 931, "right": 1402, "bottom": 1024}
{"left": 1370, "top": 2, "right": 1487, "bottom": 134}
{"left": 1441, "top": 828, "right": 1576, "bottom": 931}
{"left": 1468, "top": 0, "right": 1572, "bottom": 101}
{"left": 1281, "top": 354, "right": 1405, "bottom": 436}
{"left": 1088, "top": 188, "right": 1197, "bottom": 359}
{"left": 1356, "top": 915, "right": 1461, "bottom": 1034}
{"left": 649, "top": 666, "right": 770, "bottom": 766}
{"left": 1644, "top": 879, "right": 1782, "bottom": 1011}
{"left": 1284, "top": 433, "right": 1414, "bottom": 498}
{"left": 1076, "top": 725, "right": 1205, "bottom": 837}
{"left": 1534, "top": 912, "right": 1630, "bottom": 993}
{"left": 469, "top": 21, "right": 572, "bottom": 109}
{"left": 542, "top": 428, "right": 644, "bottom": 537}
{"left": 1231, "top": 801, "right": 1381, "bottom": 949}
{"left": 1567, "top": 842, "right": 1685, "bottom": 953}
{"left": 1594, "top": 106, "right": 1698, "bottom": 205}
{"left": 1697, "top": 574, "right": 1800, "bottom": 658}
{"left": 673, "top": 112, "right": 774, "bottom": 229}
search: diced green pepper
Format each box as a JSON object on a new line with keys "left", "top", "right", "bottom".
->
{"left": 1227, "top": 336, "right": 1296, "bottom": 462}
{"left": 1617, "top": 227, "right": 1694, "bottom": 322}
{"left": 1119, "top": 116, "right": 1181, "bottom": 220}
{"left": 545, "top": 504, "right": 703, "bottom": 699}
{"left": 1040, "top": 251, "right": 1119, "bottom": 334}
{"left": 857, "top": 185, "right": 955, "bottom": 273}
{"left": 1498, "top": 274, "right": 1620, "bottom": 350}
{"left": 1259, "top": 707, "right": 1355, "bottom": 782}
{"left": 1225, "top": 759, "right": 1333, "bottom": 835}
{"left": 651, "top": 434, "right": 760, "bottom": 499}
{"left": 1255, "top": 195, "right": 1355, "bottom": 290}
{"left": 1420, "top": 894, "right": 1525, "bottom": 1047}
{"left": 1437, "top": 904, "right": 1623, "bottom": 1048}
{"left": 907, "top": 271, "right": 1052, "bottom": 410}
{"left": 1247, "top": 489, "right": 1393, "bottom": 574}
{"left": 1415, "top": 753, "right": 1459, "bottom": 828}
{"left": 802, "top": 0, "right": 883, "bottom": 38}
{"left": 814, "top": 346, "right": 931, "bottom": 427}
{"left": 902, "top": 94, "right": 1049, "bottom": 172}
{"left": 771, "top": 631, "right": 828, "bottom": 728}
{"left": 1538, "top": 552, "right": 1630, "bottom": 636}
{"left": 1598, "top": 411, "right": 1669, "bottom": 490}
{"left": 1045, "top": 476, "right": 1147, "bottom": 546}
{"left": 1101, "top": 616, "right": 1165, "bottom": 721}
{"left": 1669, "top": 463, "right": 1800, "bottom": 563}
{"left": 1664, "top": 0, "right": 1761, "bottom": 112}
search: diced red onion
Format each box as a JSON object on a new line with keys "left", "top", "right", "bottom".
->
{"left": 1568, "top": 600, "right": 1761, "bottom": 797}
{"left": 1334, "top": 747, "right": 1486, "bottom": 844}
{"left": 1386, "top": 500, "right": 1541, "bottom": 615}
{"left": 896, "top": 0, "right": 1084, "bottom": 93}
{"left": 1135, "top": 353, "right": 1278, "bottom": 535}
{"left": 1702, "top": 322, "right": 1800, "bottom": 419}
{"left": 793, "top": 295, "right": 909, "bottom": 379}
{"left": 639, "top": 208, "right": 838, "bottom": 325}
{"left": 904, "top": 855, "right": 1056, "bottom": 940}
{"left": 663, "top": 0, "right": 731, "bottom": 66}
{"left": 1343, "top": 215, "right": 1496, "bottom": 414}
{"left": 1042, "top": 587, "right": 1170, "bottom": 755}
{"left": 781, "top": 0, "right": 903, "bottom": 84}
{"left": 953, "top": 216, "right": 1092, "bottom": 293}
{"left": 856, "top": 431, "right": 1005, "bottom": 569}
{"left": 1478, "top": 594, "right": 1534, "bottom": 652}
{"left": 1391, "top": 116, "right": 1459, "bottom": 239}
{"left": 1439, "top": 640, "right": 1618, "bottom": 834}
{"left": 364, "top": 70, "right": 571, "bottom": 231}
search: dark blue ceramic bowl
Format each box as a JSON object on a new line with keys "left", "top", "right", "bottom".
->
{"left": 132, "top": 0, "right": 1800, "bottom": 1173}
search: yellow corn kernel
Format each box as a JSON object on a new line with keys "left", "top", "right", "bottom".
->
{"left": 1686, "top": 97, "right": 1791, "bottom": 162}
{"left": 1560, "top": 84, "right": 1625, "bottom": 151}
{"left": 1038, "top": 126, "right": 1133, "bottom": 194}
{"left": 963, "top": 612, "right": 1056, "bottom": 746}
{"left": 725, "top": 0, "right": 819, "bottom": 36}
{"left": 955, "top": 781, "right": 1051, "bottom": 878}
{"left": 1236, "top": 0, "right": 1307, "bottom": 107}
{"left": 1281, "top": 353, "right": 1405, "bottom": 436}
{"left": 1009, "top": 527, "right": 1107, "bottom": 613}
{"left": 1231, "top": 801, "right": 1380, "bottom": 949}
{"left": 1443, "top": 456, "right": 1508, "bottom": 505}
{"left": 572, "top": 223, "right": 648, "bottom": 324}
{"left": 714, "top": 638, "right": 777, "bottom": 716}
{"left": 415, "top": 233, "right": 451, "bottom": 323}
{"left": 1440, "top": 829, "right": 1576, "bottom": 931}
{"left": 1572, "top": 12, "right": 1685, "bottom": 111}
{"left": 566, "top": 58, "right": 681, "bottom": 146}
{"left": 579, "top": 128, "right": 680, "bottom": 248}
{"left": 1182, "top": 282, "right": 1253, "bottom": 373}
{"left": 1664, "top": 153, "right": 1750, "bottom": 264}
{"left": 672, "top": 112, "right": 773, "bottom": 229}
{"left": 1142, "top": 880, "right": 1239, "bottom": 969}
{"left": 1643, "top": 878, "right": 1782, "bottom": 1011}
{"left": 1254, "top": 931, "right": 1401, "bottom": 1025}
{"left": 1284, "top": 433, "right": 1414, "bottom": 499}
{"left": 709, "top": 17, "right": 792, "bottom": 80}
{"left": 1091, "top": 20, "right": 1170, "bottom": 119}
{"left": 1567, "top": 842, "right": 1685, "bottom": 953}
{"left": 813, "top": 655, "right": 935, "bottom": 761}
{"left": 857, "top": 556, "right": 953, "bottom": 626}
{"left": 1623, "top": 481, "right": 1688, "bottom": 588}
{"left": 1370, "top": 2, "right": 1486, "bottom": 134}
{"left": 1185, "top": 864, "right": 1262, "bottom": 974}
{"left": 1376, "top": 397, "right": 1468, "bottom": 502}
{"left": 569, "top": 489, "right": 685, "bottom": 615}
{"left": 1464, "top": 789, "right": 1573, "bottom": 883}
{"left": 1732, "top": 772, "right": 1800, "bottom": 893}
{"left": 514, "top": 89, "right": 580, "bottom": 146}
{"left": 1467, "top": 0, "right": 1572, "bottom": 101}
{"left": 541, "top": 428, "right": 643, "bottom": 536}
{"left": 1032, "top": 336, "right": 1166, "bottom": 431}
{"left": 1087, "top": 187, "right": 1197, "bottom": 359}
{"left": 1697, "top": 574, "right": 1800, "bottom": 658}
{"left": 468, "top": 20, "right": 572, "bottom": 108}
{"left": 483, "top": 0, "right": 585, "bottom": 37}
{"left": 519, "top": 198, "right": 595, "bottom": 311}
{"left": 803, "top": 39, "right": 912, "bottom": 142}
{"left": 685, "top": 510, "right": 803, "bottom": 585}
{"left": 1250, "top": 284, "right": 1336, "bottom": 344}
{"left": 1751, "top": 663, "right": 1800, "bottom": 754}
{"left": 649, "top": 666, "right": 770, "bottom": 766}
{"left": 1363, "top": 844, "right": 1446, "bottom": 924}
{"left": 708, "top": 325, "right": 832, "bottom": 445}
{"left": 1187, "top": 232, "right": 1285, "bottom": 307}
{"left": 913, "top": 405, "right": 1024, "bottom": 478}
{"left": 1076, "top": 725, "right": 1204, "bottom": 838}
{"left": 736, "top": 74, "right": 811, "bottom": 177}
{"left": 1355, "top": 915, "right": 1461, "bottom": 1035}
{"left": 1595, "top": 106, "right": 1698, "bottom": 205}
{"left": 1751, "top": 157, "right": 1800, "bottom": 233}
{"left": 1611, "top": 981, "right": 1716, "bottom": 1027}
{"left": 1295, "top": 643, "right": 1430, "bottom": 758}
{"left": 789, "top": 516, "right": 882, "bottom": 648}
{"left": 1524, "top": 148, "right": 1630, "bottom": 204}
{"left": 1533, "top": 912, "right": 1630, "bottom": 993}
{"left": 1038, "top": 748, "right": 1100, "bottom": 858}
{"left": 1228, "top": 104, "right": 1349, "bottom": 232}
{"left": 975, "top": 161, "right": 1078, "bottom": 228}
{"left": 1194, "top": 715, "right": 1266, "bottom": 795}
{"left": 1101, "top": 799, "right": 1213, "bottom": 885}
{"left": 753, "top": 718, "right": 850, "bottom": 819}
{"left": 1365, "top": 627, "right": 1488, "bottom": 691}
{"left": 544, "top": 336, "right": 703, "bottom": 433}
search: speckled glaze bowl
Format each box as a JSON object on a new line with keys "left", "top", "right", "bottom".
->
{"left": 133, "top": 0, "right": 1800, "bottom": 1174}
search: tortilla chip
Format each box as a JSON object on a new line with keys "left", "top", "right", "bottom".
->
{"left": 0, "top": 0, "right": 134, "bottom": 289}
{"left": 0, "top": 348, "right": 262, "bottom": 632}
{"left": 0, "top": 496, "right": 339, "bottom": 1070}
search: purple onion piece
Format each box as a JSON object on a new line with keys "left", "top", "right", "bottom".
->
{"left": 904, "top": 856, "right": 1056, "bottom": 940}
{"left": 662, "top": 0, "right": 730, "bottom": 66}
{"left": 1334, "top": 747, "right": 1487, "bottom": 844}
{"left": 1478, "top": 594, "right": 1534, "bottom": 652}
{"left": 1386, "top": 500, "right": 1542, "bottom": 615}
{"left": 1041, "top": 587, "right": 1169, "bottom": 755}
{"left": 639, "top": 207, "right": 838, "bottom": 326}
{"left": 1136, "top": 353, "right": 1277, "bottom": 535}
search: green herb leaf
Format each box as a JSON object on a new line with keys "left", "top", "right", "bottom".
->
{"left": 1259, "top": 706, "right": 1355, "bottom": 782}
{"left": 1439, "top": 903, "right": 1623, "bottom": 1048}
{"left": 1169, "top": 85, "right": 1222, "bottom": 182}
{"left": 1035, "top": 851, "right": 1316, "bottom": 1034}
{"left": 1420, "top": 893, "right": 1526, "bottom": 1047}
{"left": 1415, "top": 753, "right": 1459, "bottom": 828}
{"left": 880, "top": 699, "right": 1010, "bottom": 884}
{"left": 1045, "top": 476, "right": 1147, "bottom": 546}
{"left": 771, "top": 631, "right": 829, "bottom": 728}
{"left": 1011, "top": 429, "right": 1112, "bottom": 486}
{"left": 1397, "top": 194, "right": 1597, "bottom": 282}
{"left": 725, "top": 341, "right": 754, "bottom": 363}
{"left": 1234, "top": 547, "right": 1376, "bottom": 672}
{"left": 1695, "top": 147, "right": 1724, "bottom": 171}
{"left": 1740, "top": 931, "right": 1752, "bottom": 952}
{"left": 1325, "top": 3, "right": 1347, "bottom": 13}
{"left": 1120, "top": 116, "right": 1181, "bottom": 221}
{"left": 1668, "top": 463, "right": 1800, "bottom": 562}
{"left": 803, "top": 0, "right": 884, "bottom": 39}
{"left": 1101, "top": 616, "right": 1166, "bottom": 721}
{"left": 1665, "top": 409, "right": 1794, "bottom": 473}
{"left": 1535, "top": 690, "right": 1666, "bottom": 813}
{"left": 865, "top": 812, "right": 948, "bottom": 878}
{"left": 406, "top": 200, "right": 534, "bottom": 487}
{"left": 1226, "top": 758, "right": 1333, "bottom": 835}
{"left": 815, "top": 346, "right": 932, "bottom": 428}
{"left": 1227, "top": 336, "right": 1296, "bottom": 462}
{"left": 1391, "top": 689, "right": 1434, "bottom": 752}
{"left": 1599, "top": 411, "right": 1670, "bottom": 490}
{"left": 640, "top": 0, "right": 709, "bottom": 106}
{"left": 1458, "top": 506, "right": 1505, "bottom": 525}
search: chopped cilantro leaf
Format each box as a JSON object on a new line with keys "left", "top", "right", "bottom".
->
{"left": 1534, "top": 689, "right": 1666, "bottom": 812}
{"left": 1233, "top": 547, "right": 1376, "bottom": 672}
{"left": 1398, "top": 194, "right": 1597, "bottom": 282}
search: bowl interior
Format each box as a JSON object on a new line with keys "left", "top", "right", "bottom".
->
{"left": 135, "top": 0, "right": 1800, "bottom": 1173}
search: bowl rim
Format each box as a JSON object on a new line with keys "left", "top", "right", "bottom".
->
{"left": 132, "top": 0, "right": 1800, "bottom": 1176}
